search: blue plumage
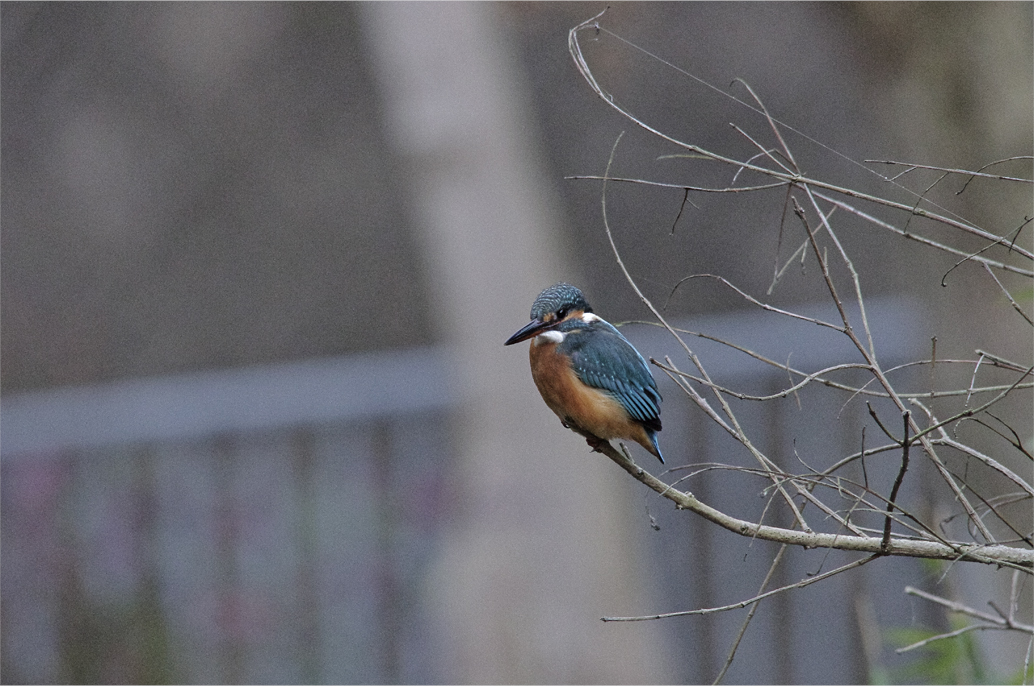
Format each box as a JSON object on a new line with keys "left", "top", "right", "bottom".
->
{"left": 505, "top": 283, "right": 664, "bottom": 463}
{"left": 556, "top": 316, "right": 662, "bottom": 431}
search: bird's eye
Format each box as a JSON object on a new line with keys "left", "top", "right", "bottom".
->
{"left": 556, "top": 307, "right": 568, "bottom": 320}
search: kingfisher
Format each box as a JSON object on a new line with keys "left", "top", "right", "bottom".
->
{"left": 504, "top": 283, "right": 664, "bottom": 463}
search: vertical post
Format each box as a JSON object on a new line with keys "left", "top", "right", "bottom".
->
{"left": 360, "top": 4, "right": 670, "bottom": 682}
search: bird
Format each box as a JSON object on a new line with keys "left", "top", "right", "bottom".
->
{"left": 504, "top": 283, "right": 664, "bottom": 463}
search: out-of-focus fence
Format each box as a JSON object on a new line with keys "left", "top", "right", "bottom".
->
{"left": 2, "top": 348, "right": 457, "bottom": 683}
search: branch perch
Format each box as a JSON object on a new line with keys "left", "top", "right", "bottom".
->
{"left": 594, "top": 439, "right": 1033, "bottom": 569}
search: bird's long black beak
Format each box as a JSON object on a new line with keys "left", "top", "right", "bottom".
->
{"left": 504, "top": 318, "right": 553, "bottom": 346}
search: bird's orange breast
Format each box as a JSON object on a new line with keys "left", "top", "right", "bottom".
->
{"left": 528, "top": 336, "right": 656, "bottom": 453}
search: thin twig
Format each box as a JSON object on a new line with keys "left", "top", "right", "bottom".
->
{"left": 864, "top": 157, "right": 1034, "bottom": 186}
{"left": 908, "top": 365, "right": 1034, "bottom": 444}
{"left": 983, "top": 261, "right": 1034, "bottom": 325}
{"left": 910, "top": 400, "right": 1034, "bottom": 497}
{"left": 568, "top": 18, "right": 1034, "bottom": 261}
{"left": 668, "top": 273, "right": 845, "bottom": 332}
{"left": 795, "top": 192, "right": 998, "bottom": 543}
{"left": 713, "top": 544, "right": 789, "bottom": 684}
{"left": 604, "top": 554, "right": 880, "bottom": 621}
{"left": 647, "top": 329, "right": 1032, "bottom": 401}
{"left": 903, "top": 586, "right": 1034, "bottom": 633}
{"left": 599, "top": 133, "right": 813, "bottom": 532}
{"left": 571, "top": 17, "right": 1034, "bottom": 254}
{"left": 571, "top": 174, "right": 1034, "bottom": 276}
{"left": 896, "top": 622, "right": 1012, "bottom": 654}
{"left": 881, "top": 412, "right": 911, "bottom": 551}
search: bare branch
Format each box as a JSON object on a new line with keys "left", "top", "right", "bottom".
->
{"left": 896, "top": 622, "right": 1012, "bottom": 654}
{"left": 882, "top": 412, "right": 912, "bottom": 551}
{"left": 569, "top": 18, "right": 1034, "bottom": 260}
{"left": 603, "top": 553, "right": 879, "bottom": 622}
{"left": 667, "top": 273, "right": 844, "bottom": 332}
{"left": 903, "top": 586, "right": 1034, "bottom": 634}
{"left": 566, "top": 17, "right": 1034, "bottom": 663}
{"left": 599, "top": 133, "right": 814, "bottom": 533}
{"left": 591, "top": 438, "right": 1033, "bottom": 569}
{"left": 713, "top": 545, "right": 789, "bottom": 684}
{"left": 983, "top": 262, "right": 1034, "bottom": 325}
{"left": 864, "top": 157, "right": 1034, "bottom": 186}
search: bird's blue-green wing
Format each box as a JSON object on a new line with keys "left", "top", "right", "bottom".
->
{"left": 561, "top": 321, "right": 662, "bottom": 429}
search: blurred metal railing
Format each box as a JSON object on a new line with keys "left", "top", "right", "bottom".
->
{"left": 1, "top": 347, "right": 458, "bottom": 684}
{"left": 1, "top": 347, "right": 457, "bottom": 457}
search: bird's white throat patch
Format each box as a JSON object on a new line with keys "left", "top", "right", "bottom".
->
{"left": 533, "top": 330, "right": 566, "bottom": 345}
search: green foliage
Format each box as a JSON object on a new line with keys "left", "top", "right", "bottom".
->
{"left": 885, "top": 619, "right": 986, "bottom": 685}
{"left": 884, "top": 617, "right": 1033, "bottom": 685}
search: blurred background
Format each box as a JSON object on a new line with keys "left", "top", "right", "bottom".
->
{"left": 2, "top": 3, "right": 1031, "bottom": 683}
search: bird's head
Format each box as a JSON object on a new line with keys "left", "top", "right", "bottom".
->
{"left": 504, "top": 283, "right": 595, "bottom": 346}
